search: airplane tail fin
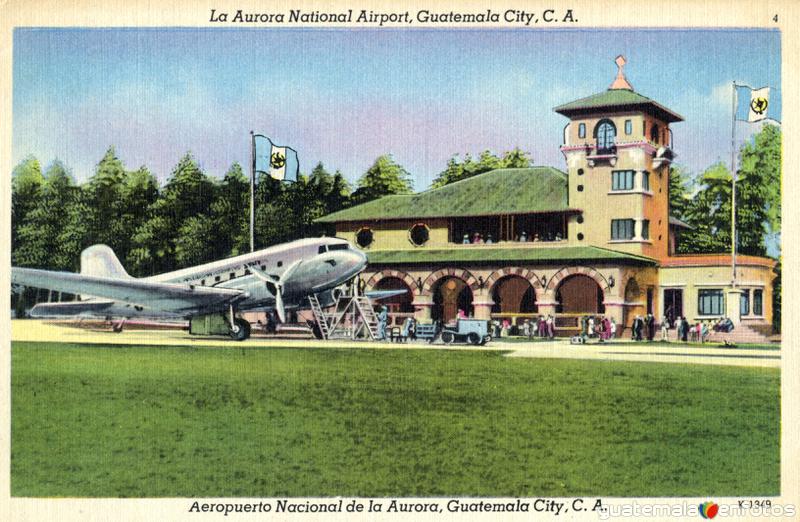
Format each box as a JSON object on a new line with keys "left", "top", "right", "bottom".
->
{"left": 80, "top": 245, "right": 131, "bottom": 279}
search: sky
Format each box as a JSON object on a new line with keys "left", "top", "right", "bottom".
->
{"left": 13, "top": 28, "right": 781, "bottom": 190}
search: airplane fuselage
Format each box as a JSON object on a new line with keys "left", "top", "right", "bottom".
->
{"left": 148, "top": 237, "right": 367, "bottom": 314}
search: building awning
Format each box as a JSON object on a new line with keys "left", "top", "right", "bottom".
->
{"left": 366, "top": 246, "right": 657, "bottom": 266}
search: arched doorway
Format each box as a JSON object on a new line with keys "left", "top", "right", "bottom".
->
{"left": 491, "top": 276, "right": 537, "bottom": 314}
{"left": 556, "top": 274, "right": 604, "bottom": 313}
{"left": 432, "top": 277, "right": 473, "bottom": 323}
{"left": 374, "top": 277, "right": 414, "bottom": 325}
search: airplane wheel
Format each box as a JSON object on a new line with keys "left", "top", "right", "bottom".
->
{"left": 467, "top": 332, "right": 481, "bottom": 345}
{"left": 230, "top": 318, "right": 251, "bottom": 341}
{"left": 442, "top": 331, "right": 454, "bottom": 344}
{"left": 112, "top": 323, "right": 124, "bottom": 333}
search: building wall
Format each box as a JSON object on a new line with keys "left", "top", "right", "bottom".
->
{"left": 659, "top": 262, "right": 774, "bottom": 325}
{"left": 336, "top": 218, "right": 449, "bottom": 250}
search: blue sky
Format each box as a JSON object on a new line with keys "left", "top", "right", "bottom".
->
{"left": 13, "top": 28, "right": 781, "bottom": 189}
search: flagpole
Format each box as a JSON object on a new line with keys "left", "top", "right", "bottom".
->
{"left": 250, "top": 130, "right": 256, "bottom": 253}
{"left": 730, "top": 82, "right": 737, "bottom": 288}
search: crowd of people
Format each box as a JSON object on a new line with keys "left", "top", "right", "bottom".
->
{"left": 375, "top": 303, "right": 736, "bottom": 345}
{"left": 460, "top": 230, "right": 564, "bottom": 244}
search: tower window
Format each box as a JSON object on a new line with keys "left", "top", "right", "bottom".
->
{"left": 577, "top": 168, "right": 584, "bottom": 176}
{"left": 577, "top": 216, "right": 584, "bottom": 224}
{"left": 642, "top": 171, "right": 650, "bottom": 191}
{"left": 641, "top": 220, "right": 650, "bottom": 240}
{"left": 611, "top": 170, "right": 635, "bottom": 191}
{"left": 577, "top": 185, "right": 584, "bottom": 192}
{"left": 624, "top": 119, "right": 632, "bottom": 135}
{"left": 611, "top": 219, "right": 635, "bottom": 240}
{"left": 578, "top": 123, "right": 586, "bottom": 139}
{"left": 594, "top": 119, "right": 616, "bottom": 151}
{"left": 577, "top": 233, "right": 584, "bottom": 241}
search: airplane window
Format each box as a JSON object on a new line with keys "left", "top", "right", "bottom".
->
{"left": 278, "top": 261, "right": 283, "bottom": 267}
{"left": 318, "top": 245, "right": 328, "bottom": 254}
{"left": 245, "top": 269, "right": 251, "bottom": 275}
{"left": 201, "top": 279, "right": 206, "bottom": 286}
{"left": 260, "top": 265, "right": 266, "bottom": 271}
{"left": 229, "top": 272, "right": 235, "bottom": 279}
{"left": 215, "top": 275, "right": 221, "bottom": 282}
{"left": 328, "top": 244, "right": 349, "bottom": 251}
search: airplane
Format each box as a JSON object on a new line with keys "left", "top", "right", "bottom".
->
{"left": 11, "top": 237, "right": 372, "bottom": 340}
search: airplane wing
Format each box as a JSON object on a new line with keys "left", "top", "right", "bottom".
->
{"left": 365, "top": 289, "right": 409, "bottom": 301}
{"left": 12, "top": 267, "right": 244, "bottom": 314}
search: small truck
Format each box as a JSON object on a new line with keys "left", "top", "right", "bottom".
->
{"left": 415, "top": 319, "right": 492, "bottom": 345}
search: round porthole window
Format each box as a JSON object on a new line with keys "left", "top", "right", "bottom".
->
{"left": 409, "top": 223, "right": 430, "bottom": 246}
{"left": 356, "top": 227, "right": 374, "bottom": 248}
{"left": 577, "top": 233, "right": 584, "bottom": 241}
{"left": 577, "top": 168, "right": 584, "bottom": 176}
{"left": 577, "top": 185, "right": 584, "bottom": 192}
{"left": 577, "top": 216, "right": 584, "bottom": 224}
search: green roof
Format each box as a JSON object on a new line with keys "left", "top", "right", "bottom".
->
{"left": 317, "top": 167, "right": 571, "bottom": 223}
{"left": 366, "top": 246, "right": 656, "bottom": 266}
{"left": 554, "top": 89, "right": 683, "bottom": 123}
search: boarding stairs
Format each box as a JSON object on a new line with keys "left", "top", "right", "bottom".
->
{"left": 308, "top": 292, "right": 380, "bottom": 341}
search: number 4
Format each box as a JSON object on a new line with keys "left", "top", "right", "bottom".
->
{"left": 773, "top": 14, "right": 778, "bottom": 22}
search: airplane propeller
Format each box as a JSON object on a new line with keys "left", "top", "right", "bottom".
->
{"left": 250, "top": 259, "right": 302, "bottom": 323}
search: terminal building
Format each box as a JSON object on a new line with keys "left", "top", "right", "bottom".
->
{"left": 317, "top": 57, "right": 776, "bottom": 337}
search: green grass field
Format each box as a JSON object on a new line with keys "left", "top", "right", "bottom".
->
{"left": 11, "top": 341, "right": 779, "bottom": 497}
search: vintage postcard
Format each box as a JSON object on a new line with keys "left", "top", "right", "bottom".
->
{"left": 1, "top": 0, "right": 798, "bottom": 520}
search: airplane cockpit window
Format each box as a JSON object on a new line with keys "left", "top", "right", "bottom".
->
{"left": 328, "top": 244, "right": 349, "bottom": 251}
{"left": 318, "top": 245, "right": 328, "bottom": 254}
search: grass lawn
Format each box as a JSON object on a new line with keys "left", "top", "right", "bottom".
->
{"left": 11, "top": 341, "right": 779, "bottom": 497}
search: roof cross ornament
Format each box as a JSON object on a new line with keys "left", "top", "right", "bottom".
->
{"left": 609, "top": 55, "right": 634, "bottom": 91}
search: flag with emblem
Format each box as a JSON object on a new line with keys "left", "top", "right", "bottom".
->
{"left": 254, "top": 135, "right": 299, "bottom": 181}
{"left": 735, "top": 85, "right": 770, "bottom": 123}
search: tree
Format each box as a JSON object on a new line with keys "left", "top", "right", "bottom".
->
{"left": 351, "top": 155, "right": 413, "bottom": 203}
{"left": 129, "top": 153, "right": 216, "bottom": 273}
{"left": 668, "top": 164, "right": 692, "bottom": 221}
{"left": 677, "top": 163, "right": 732, "bottom": 254}
{"left": 737, "top": 124, "right": 780, "bottom": 255}
{"left": 676, "top": 125, "right": 780, "bottom": 258}
{"left": 431, "top": 147, "right": 533, "bottom": 187}
{"left": 209, "top": 163, "right": 249, "bottom": 258}
{"left": 14, "top": 160, "right": 83, "bottom": 271}
{"left": 12, "top": 156, "right": 44, "bottom": 253}
{"left": 86, "top": 147, "right": 130, "bottom": 256}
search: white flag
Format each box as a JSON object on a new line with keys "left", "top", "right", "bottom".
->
{"left": 748, "top": 87, "right": 770, "bottom": 122}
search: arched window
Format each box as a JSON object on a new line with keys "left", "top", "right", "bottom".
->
{"left": 594, "top": 119, "right": 616, "bottom": 151}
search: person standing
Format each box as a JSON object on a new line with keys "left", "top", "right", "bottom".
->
{"left": 660, "top": 318, "right": 669, "bottom": 341}
{"left": 609, "top": 318, "right": 617, "bottom": 340}
{"left": 646, "top": 313, "right": 655, "bottom": 341}
{"left": 377, "top": 305, "right": 389, "bottom": 340}
{"left": 546, "top": 315, "right": 555, "bottom": 339}
{"left": 680, "top": 316, "right": 689, "bottom": 342}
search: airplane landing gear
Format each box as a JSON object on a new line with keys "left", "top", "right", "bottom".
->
{"left": 229, "top": 317, "right": 251, "bottom": 341}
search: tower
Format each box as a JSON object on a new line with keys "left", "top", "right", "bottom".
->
{"left": 554, "top": 56, "right": 683, "bottom": 261}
